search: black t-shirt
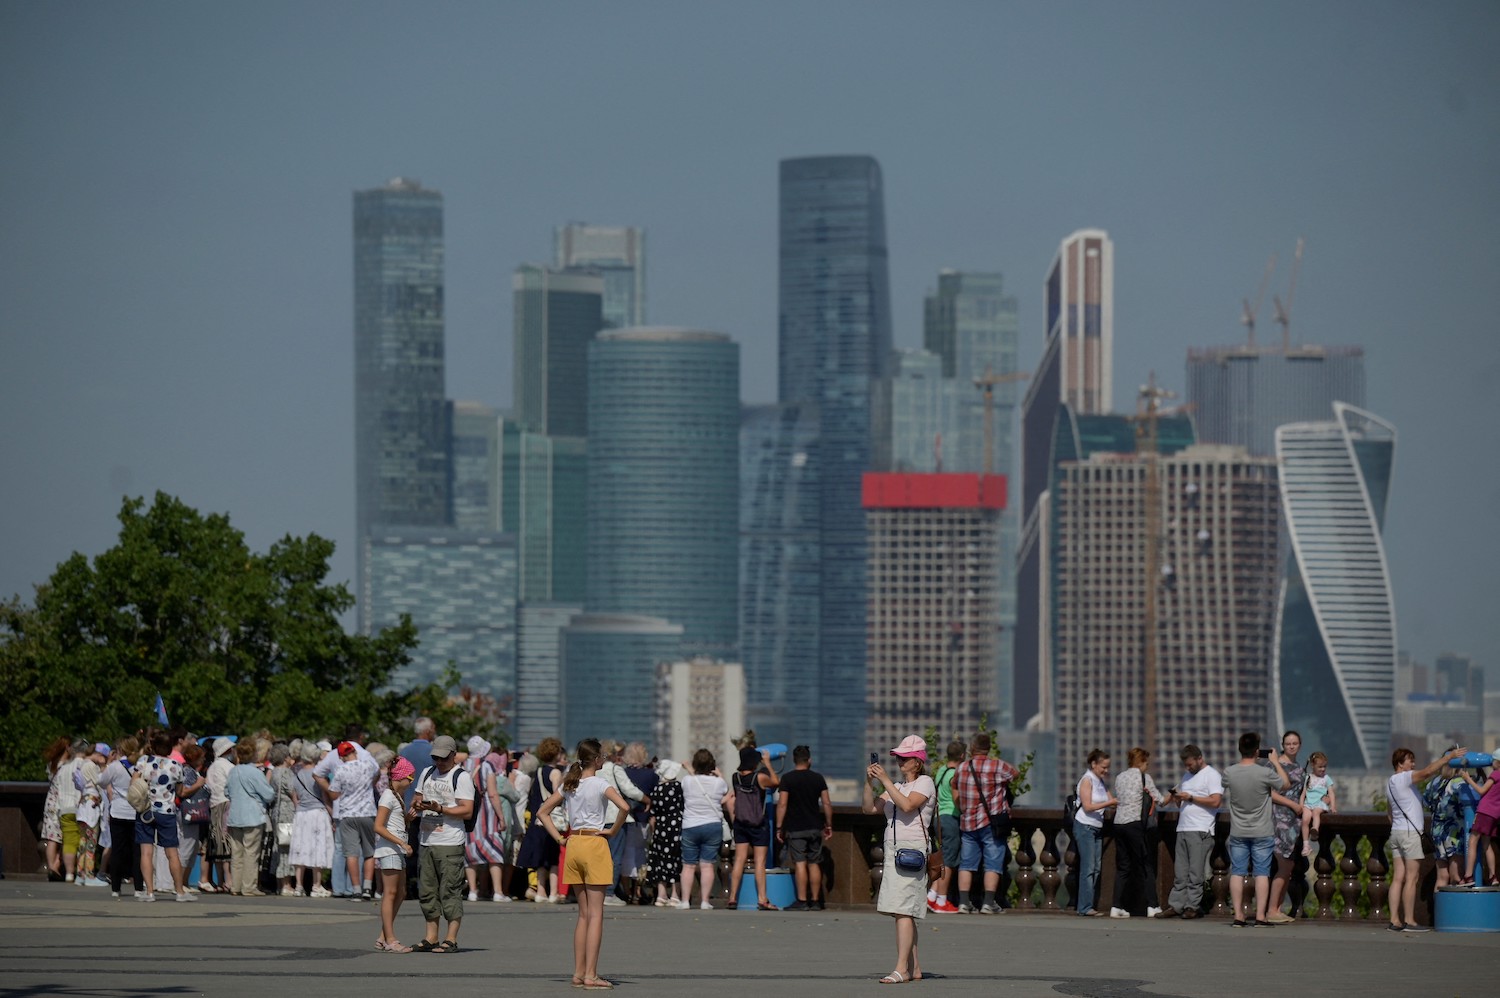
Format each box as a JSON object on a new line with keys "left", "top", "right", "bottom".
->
{"left": 779, "top": 768, "right": 829, "bottom": 833}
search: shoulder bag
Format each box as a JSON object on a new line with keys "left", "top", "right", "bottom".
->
{"left": 886, "top": 784, "right": 933, "bottom": 876}
{"left": 968, "top": 758, "right": 1011, "bottom": 844}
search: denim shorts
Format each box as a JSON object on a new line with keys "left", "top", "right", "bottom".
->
{"left": 960, "top": 826, "right": 1006, "bottom": 872}
{"left": 135, "top": 812, "right": 180, "bottom": 848}
{"left": 681, "top": 822, "right": 722, "bottom": 864}
{"left": 1228, "top": 835, "right": 1274, "bottom": 877}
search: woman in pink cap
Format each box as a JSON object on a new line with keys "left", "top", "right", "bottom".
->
{"left": 373, "top": 758, "right": 417, "bottom": 952}
{"left": 863, "top": 734, "right": 935, "bottom": 985}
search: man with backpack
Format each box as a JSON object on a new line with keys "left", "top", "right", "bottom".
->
{"left": 952, "top": 733, "right": 1017, "bottom": 914}
{"left": 410, "top": 735, "right": 476, "bottom": 952}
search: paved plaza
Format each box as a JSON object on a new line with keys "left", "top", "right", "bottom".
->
{"left": 0, "top": 882, "right": 1491, "bottom": 998}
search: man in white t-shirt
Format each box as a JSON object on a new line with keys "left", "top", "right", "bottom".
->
{"left": 1165, "top": 744, "right": 1223, "bottom": 919}
{"left": 1386, "top": 744, "right": 1464, "bottom": 933}
{"left": 411, "top": 735, "right": 475, "bottom": 952}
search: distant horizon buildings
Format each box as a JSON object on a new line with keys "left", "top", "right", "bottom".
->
{"left": 555, "top": 222, "right": 646, "bottom": 330}
{"left": 1052, "top": 443, "right": 1280, "bottom": 789}
{"left": 654, "top": 656, "right": 746, "bottom": 764}
{"left": 1274, "top": 402, "right": 1397, "bottom": 770}
{"left": 1186, "top": 342, "right": 1365, "bottom": 457}
{"left": 353, "top": 178, "right": 448, "bottom": 632}
{"left": 1016, "top": 230, "right": 1114, "bottom": 731}
{"left": 779, "top": 154, "right": 893, "bottom": 779}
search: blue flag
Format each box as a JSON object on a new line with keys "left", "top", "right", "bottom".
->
{"left": 154, "top": 692, "right": 169, "bottom": 726}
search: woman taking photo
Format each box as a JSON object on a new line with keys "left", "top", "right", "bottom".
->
{"left": 862, "top": 735, "right": 935, "bottom": 985}
{"left": 1072, "top": 749, "right": 1118, "bottom": 917}
{"left": 538, "top": 739, "right": 630, "bottom": 991}
{"left": 726, "top": 745, "right": 779, "bottom": 910}
{"left": 678, "top": 748, "right": 730, "bottom": 909}
{"left": 1109, "top": 746, "right": 1167, "bottom": 918}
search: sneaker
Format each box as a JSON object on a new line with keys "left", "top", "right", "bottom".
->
{"left": 1146, "top": 906, "right": 1162, "bottom": 918}
{"left": 957, "top": 902, "right": 975, "bottom": 913}
{"left": 65, "top": 874, "right": 75, "bottom": 883}
{"left": 932, "top": 898, "right": 960, "bottom": 913}
{"left": 1109, "top": 907, "right": 1130, "bottom": 918}
{"left": 175, "top": 891, "right": 197, "bottom": 902}
{"left": 310, "top": 886, "right": 332, "bottom": 898}
{"left": 979, "top": 902, "right": 1003, "bottom": 915}
{"left": 700, "top": 901, "right": 713, "bottom": 910}
{"left": 361, "top": 889, "right": 374, "bottom": 901}
{"left": 671, "top": 899, "right": 690, "bottom": 909}
{"left": 111, "top": 890, "right": 120, "bottom": 899}
{"left": 1386, "top": 923, "right": 1405, "bottom": 933}
{"left": 467, "top": 891, "right": 479, "bottom": 902}
{"left": 83, "top": 876, "right": 109, "bottom": 887}
{"left": 1264, "top": 912, "right": 1294, "bottom": 924}
{"left": 1403, "top": 923, "right": 1430, "bottom": 933}
{"left": 293, "top": 888, "right": 307, "bottom": 897}
{"left": 786, "top": 900, "right": 811, "bottom": 911}
{"left": 603, "top": 895, "right": 626, "bottom": 906}
{"left": 136, "top": 892, "right": 156, "bottom": 903}
{"left": 493, "top": 893, "right": 512, "bottom": 903}
{"left": 242, "top": 888, "right": 265, "bottom": 897}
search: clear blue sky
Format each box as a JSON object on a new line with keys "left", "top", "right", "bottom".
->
{"left": 3, "top": 1, "right": 1497, "bottom": 673}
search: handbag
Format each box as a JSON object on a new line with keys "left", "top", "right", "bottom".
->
{"left": 180, "top": 784, "right": 211, "bottom": 824}
{"left": 886, "top": 785, "right": 935, "bottom": 875}
{"left": 275, "top": 820, "right": 294, "bottom": 847}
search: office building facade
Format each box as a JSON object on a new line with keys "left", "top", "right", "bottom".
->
{"left": 1016, "top": 231, "right": 1113, "bottom": 729}
{"left": 448, "top": 401, "right": 501, "bottom": 531}
{"left": 555, "top": 223, "right": 646, "bottom": 330}
{"left": 1187, "top": 344, "right": 1365, "bottom": 457}
{"left": 498, "top": 420, "right": 587, "bottom": 604}
{"left": 863, "top": 473, "right": 1006, "bottom": 761}
{"left": 739, "top": 403, "right": 821, "bottom": 753}
{"left": 516, "top": 602, "right": 584, "bottom": 747}
{"left": 360, "top": 529, "right": 518, "bottom": 715}
{"left": 587, "top": 328, "right": 739, "bottom": 657}
{"left": 654, "top": 658, "right": 747, "bottom": 764}
{"left": 354, "top": 179, "right": 448, "bottom": 627}
{"left": 1052, "top": 445, "right": 1280, "bottom": 788}
{"left": 561, "top": 613, "right": 683, "bottom": 748}
{"left": 779, "top": 155, "right": 892, "bottom": 779}
{"left": 512, "top": 265, "right": 604, "bottom": 437}
{"left": 1274, "top": 402, "right": 1397, "bottom": 770}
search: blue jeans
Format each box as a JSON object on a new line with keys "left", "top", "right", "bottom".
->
{"left": 960, "top": 826, "right": 1007, "bottom": 872}
{"left": 681, "top": 822, "right": 722, "bottom": 865}
{"left": 1228, "top": 835, "right": 1274, "bottom": 877}
{"left": 1073, "top": 820, "right": 1104, "bottom": 914}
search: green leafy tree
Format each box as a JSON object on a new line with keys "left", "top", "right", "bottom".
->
{"left": 0, "top": 492, "right": 454, "bottom": 779}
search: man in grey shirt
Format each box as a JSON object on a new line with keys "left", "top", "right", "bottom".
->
{"left": 1221, "top": 732, "right": 1288, "bottom": 927}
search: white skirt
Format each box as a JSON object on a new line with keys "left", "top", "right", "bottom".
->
{"left": 288, "top": 809, "right": 333, "bottom": 868}
{"left": 876, "top": 851, "right": 928, "bottom": 919}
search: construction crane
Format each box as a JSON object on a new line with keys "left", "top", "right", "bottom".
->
{"left": 1271, "top": 237, "right": 1305, "bottom": 351}
{"left": 1241, "top": 254, "right": 1277, "bottom": 347}
{"left": 973, "top": 368, "right": 1030, "bottom": 476}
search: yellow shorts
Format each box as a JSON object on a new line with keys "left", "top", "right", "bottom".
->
{"left": 60, "top": 813, "right": 80, "bottom": 854}
{"left": 563, "top": 834, "right": 613, "bottom": 886}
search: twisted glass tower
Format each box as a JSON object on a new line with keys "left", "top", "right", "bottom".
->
{"left": 1274, "top": 402, "right": 1397, "bottom": 769}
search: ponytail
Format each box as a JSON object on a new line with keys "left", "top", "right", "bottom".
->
{"left": 563, "top": 738, "right": 602, "bottom": 793}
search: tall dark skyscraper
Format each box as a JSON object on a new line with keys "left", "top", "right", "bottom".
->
{"left": 354, "top": 178, "right": 448, "bottom": 630}
{"left": 779, "top": 155, "right": 892, "bottom": 778}
{"left": 512, "top": 265, "right": 604, "bottom": 438}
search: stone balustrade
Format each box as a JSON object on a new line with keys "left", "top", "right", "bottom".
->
{"left": 827, "top": 804, "right": 1439, "bottom": 925}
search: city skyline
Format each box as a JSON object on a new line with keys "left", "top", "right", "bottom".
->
{"left": 3, "top": 3, "right": 1497, "bottom": 679}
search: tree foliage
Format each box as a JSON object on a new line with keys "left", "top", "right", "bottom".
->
{"left": 0, "top": 492, "right": 500, "bottom": 780}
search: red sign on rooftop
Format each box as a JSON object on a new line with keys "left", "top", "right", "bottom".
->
{"left": 861, "top": 473, "right": 1007, "bottom": 510}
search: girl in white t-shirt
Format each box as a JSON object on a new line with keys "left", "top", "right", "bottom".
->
{"left": 538, "top": 739, "right": 630, "bottom": 991}
{"left": 373, "top": 759, "right": 416, "bottom": 953}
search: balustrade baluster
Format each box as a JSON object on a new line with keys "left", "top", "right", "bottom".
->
{"left": 1337, "top": 831, "right": 1362, "bottom": 919}
{"left": 1012, "top": 823, "right": 1038, "bottom": 909}
{"left": 1038, "top": 826, "right": 1063, "bottom": 910}
{"left": 1311, "top": 835, "right": 1335, "bottom": 919}
{"left": 1208, "top": 829, "right": 1232, "bottom": 918}
{"left": 1365, "top": 830, "right": 1389, "bottom": 922}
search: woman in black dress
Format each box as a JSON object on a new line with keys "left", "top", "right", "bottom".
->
{"left": 516, "top": 738, "right": 567, "bottom": 902}
{"left": 646, "top": 760, "right": 685, "bottom": 906}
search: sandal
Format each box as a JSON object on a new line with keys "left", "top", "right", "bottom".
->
{"left": 879, "top": 971, "right": 907, "bottom": 984}
{"left": 757, "top": 900, "right": 780, "bottom": 911}
{"left": 383, "top": 940, "right": 413, "bottom": 954}
{"left": 726, "top": 899, "right": 738, "bottom": 910}
{"left": 413, "top": 939, "right": 438, "bottom": 953}
{"left": 582, "top": 979, "right": 614, "bottom": 991}
{"left": 434, "top": 940, "right": 458, "bottom": 954}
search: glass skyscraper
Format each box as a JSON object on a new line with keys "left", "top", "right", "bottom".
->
{"left": 585, "top": 328, "right": 740, "bottom": 657}
{"left": 360, "top": 528, "right": 518, "bottom": 718}
{"left": 561, "top": 613, "right": 683, "bottom": 750}
{"left": 554, "top": 223, "right": 646, "bottom": 330}
{"left": 516, "top": 601, "right": 584, "bottom": 747}
{"left": 779, "top": 155, "right": 892, "bottom": 779}
{"left": 1186, "top": 344, "right": 1365, "bottom": 457}
{"left": 1274, "top": 402, "right": 1396, "bottom": 769}
{"left": 739, "top": 403, "right": 820, "bottom": 752}
{"left": 512, "top": 265, "right": 604, "bottom": 438}
{"left": 497, "top": 419, "right": 587, "bottom": 604}
{"left": 447, "top": 401, "right": 500, "bottom": 531}
{"left": 354, "top": 179, "right": 448, "bottom": 629}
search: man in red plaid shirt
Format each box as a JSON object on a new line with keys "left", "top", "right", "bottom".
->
{"left": 953, "top": 734, "right": 1018, "bottom": 913}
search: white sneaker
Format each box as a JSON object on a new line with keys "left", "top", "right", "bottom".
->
{"left": 1109, "top": 907, "right": 1130, "bottom": 918}
{"left": 1146, "top": 906, "right": 1162, "bottom": 918}
{"left": 603, "top": 895, "right": 626, "bottom": 906}
{"left": 175, "top": 891, "right": 197, "bottom": 902}
{"left": 111, "top": 891, "right": 120, "bottom": 899}
{"left": 534, "top": 892, "right": 548, "bottom": 903}
{"left": 492, "top": 893, "right": 511, "bottom": 902}
{"left": 700, "top": 901, "right": 713, "bottom": 910}
{"left": 310, "top": 886, "right": 332, "bottom": 898}
{"left": 467, "top": 891, "right": 479, "bottom": 902}
{"left": 670, "top": 899, "right": 690, "bottom": 909}
{"left": 136, "top": 892, "right": 156, "bottom": 903}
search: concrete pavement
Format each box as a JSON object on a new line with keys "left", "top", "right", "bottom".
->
{"left": 0, "top": 882, "right": 1490, "bottom": 997}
